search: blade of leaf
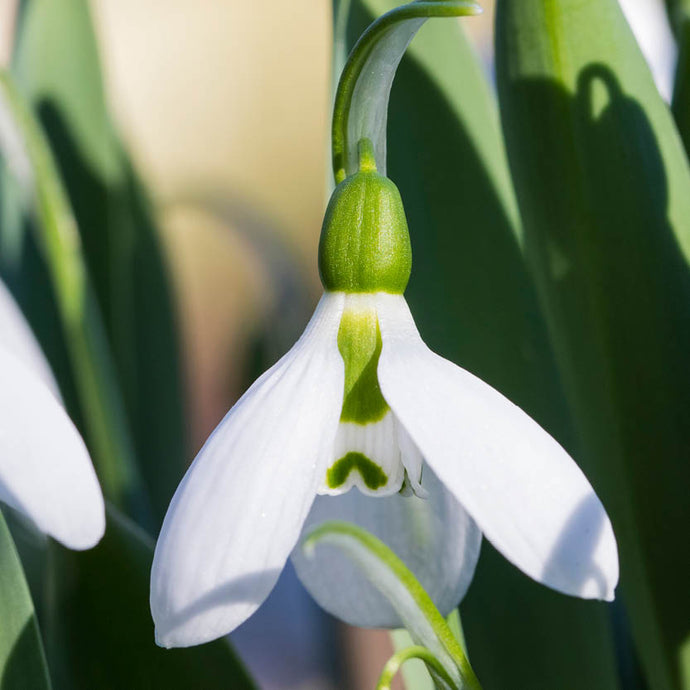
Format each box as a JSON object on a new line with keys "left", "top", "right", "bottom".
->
{"left": 0, "top": 510, "right": 51, "bottom": 690}
{"left": 12, "top": 0, "right": 188, "bottom": 525}
{"left": 340, "top": 2, "right": 621, "bottom": 688}
{"left": 495, "top": 0, "right": 690, "bottom": 687}
{"left": 43, "top": 504, "right": 256, "bottom": 690}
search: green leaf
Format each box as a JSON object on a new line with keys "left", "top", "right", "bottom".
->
{"left": 43, "top": 505, "right": 256, "bottom": 690}
{"left": 0, "top": 511, "right": 51, "bottom": 690}
{"left": 340, "top": 2, "right": 621, "bottom": 688}
{"left": 496, "top": 1, "right": 690, "bottom": 687}
{"left": 670, "top": 2, "right": 690, "bottom": 153}
{"left": 12, "top": 0, "right": 188, "bottom": 525}
{"left": 303, "top": 520, "right": 481, "bottom": 690}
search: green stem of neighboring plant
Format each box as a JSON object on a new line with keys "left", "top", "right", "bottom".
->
{"left": 377, "top": 646, "right": 457, "bottom": 690}
{"left": 331, "top": 0, "right": 481, "bottom": 183}
{"left": 0, "top": 71, "right": 151, "bottom": 524}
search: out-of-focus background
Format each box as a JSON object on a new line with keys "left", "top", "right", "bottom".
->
{"left": 0, "top": 1, "right": 678, "bottom": 688}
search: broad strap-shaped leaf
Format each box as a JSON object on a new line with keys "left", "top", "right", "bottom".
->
{"left": 12, "top": 0, "right": 187, "bottom": 525}
{"left": 496, "top": 1, "right": 690, "bottom": 687}
{"left": 43, "top": 504, "right": 256, "bottom": 689}
{"left": 339, "top": 2, "right": 621, "bottom": 688}
{"left": 0, "top": 510, "right": 51, "bottom": 690}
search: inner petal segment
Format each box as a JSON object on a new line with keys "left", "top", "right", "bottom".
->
{"left": 320, "top": 294, "right": 409, "bottom": 497}
{"left": 322, "top": 411, "right": 405, "bottom": 496}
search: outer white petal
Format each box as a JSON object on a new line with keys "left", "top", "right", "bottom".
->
{"left": 376, "top": 293, "right": 619, "bottom": 601}
{"left": 0, "top": 278, "right": 59, "bottom": 395}
{"left": 291, "top": 465, "right": 481, "bottom": 628}
{"left": 0, "top": 345, "right": 105, "bottom": 550}
{"left": 151, "top": 292, "right": 345, "bottom": 647}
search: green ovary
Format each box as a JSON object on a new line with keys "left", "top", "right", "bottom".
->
{"left": 326, "top": 451, "right": 388, "bottom": 490}
{"left": 337, "top": 306, "right": 389, "bottom": 423}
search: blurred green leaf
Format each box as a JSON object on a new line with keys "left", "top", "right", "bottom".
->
{"left": 665, "top": 0, "right": 690, "bottom": 36}
{"left": 341, "top": 2, "right": 621, "bottom": 688}
{"left": 0, "top": 511, "right": 51, "bottom": 690}
{"left": 496, "top": 1, "right": 690, "bottom": 688}
{"left": 0, "top": 70, "right": 151, "bottom": 525}
{"left": 13, "top": 0, "right": 187, "bottom": 524}
{"left": 670, "top": 2, "right": 690, "bottom": 152}
{"left": 44, "top": 505, "right": 255, "bottom": 690}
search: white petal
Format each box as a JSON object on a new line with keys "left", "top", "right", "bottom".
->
{"left": 0, "top": 346, "right": 105, "bottom": 550}
{"left": 151, "top": 292, "right": 345, "bottom": 647}
{"left": 0, "top": 278, "right": 59, "bottom": 396}
{"left": 376, "top": 293, "right": 619, "bottom": 601}
{"left": 291, "top": 465, "right": 481, "bottom": 628}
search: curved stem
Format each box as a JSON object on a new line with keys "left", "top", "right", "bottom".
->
{"left": 376, "top": 645, "right": 457, "bottom": 690}
{"left": 332, "top": 0, "right": 481, "bottom": 183}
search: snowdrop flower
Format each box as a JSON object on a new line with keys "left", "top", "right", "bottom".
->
{"left": 151, "top": 144, "right": 618, "bottom": 648}
{"left": 0, "top": 278, "right": 105, "bottom": 550}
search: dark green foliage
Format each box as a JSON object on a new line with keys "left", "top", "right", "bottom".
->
{"left": 496, "top": 1, "right": 690, "bottom": 687}
{"left": 340, "top": 2, "right": 621, "bottom": 688}
{"left": 44, "top": 506, "right": 255, "bottom": 690}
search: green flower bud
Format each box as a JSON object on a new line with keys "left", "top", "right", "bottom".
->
{"left": 318, "top": 140, "right": 412, "bottom": 294}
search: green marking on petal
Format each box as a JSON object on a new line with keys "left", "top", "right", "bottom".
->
{"left": 327, "top": 451, "right": 388, "bottom": 490}
{"left": 338, "top": 306, "right": 389, "bottom": 423}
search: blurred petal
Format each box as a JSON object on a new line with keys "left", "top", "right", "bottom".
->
{"left": 376, "top": 293, "right": 619, "bottom": 601}
{"left": 291, "top": 463, "right": 481, "bottom": 628}
{"left": 0, "top": 346, "right": 105, "bottom": 550}
{"left": 151, "top": 293, "right": 345, "bottom": 647}
{"left": 0, "top": 278, "right": 59, "bottom": 396}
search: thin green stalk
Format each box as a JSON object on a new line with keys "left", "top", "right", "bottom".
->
{"left": 377, "top": 646, "right": 457, "bottom": 690}
{"left": 332, "top": 0, "right": 481, "bottom": 183}
{"left": 0, "top": 71, "right": 151, "bottom": 525}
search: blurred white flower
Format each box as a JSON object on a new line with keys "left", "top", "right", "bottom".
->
{"left": 0, "top": 278, "right": 105, "bottom": 550}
